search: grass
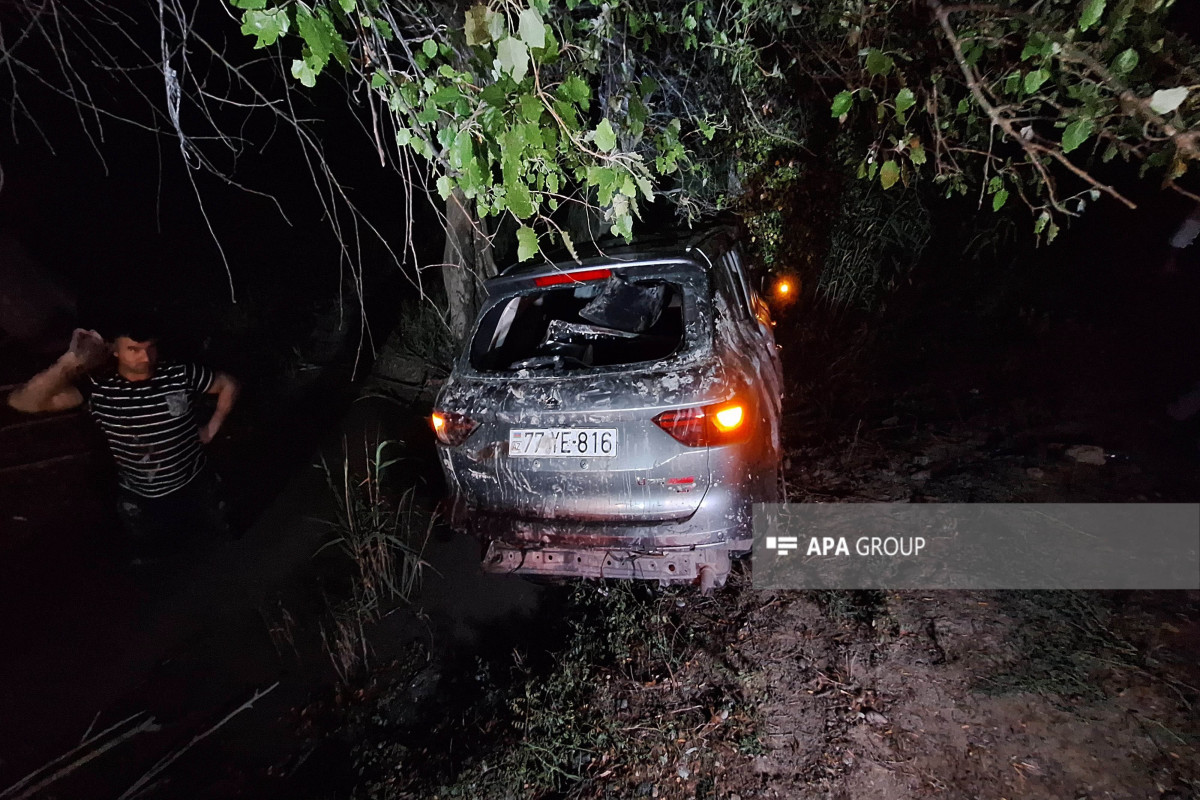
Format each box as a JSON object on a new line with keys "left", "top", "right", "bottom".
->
{"left": 348, "top": 580, "right": 759, "bottom": 800}
{"left": 974, "top": 591, "right": 1128, "bottom": 706}
{"left": 815, "top": 590, "right": 888, "bottom": 627}
{"left": 315, "top": 437, "right": 434, "bottom": 683}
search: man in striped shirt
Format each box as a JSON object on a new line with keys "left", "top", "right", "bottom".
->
{"left": 7, "top": 323, "right": 240, "bottom": 552}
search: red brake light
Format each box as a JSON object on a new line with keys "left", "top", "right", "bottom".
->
{"left": 533, "top": 268, "right": 612, "bottom": 287}
{"left": 431, "top": 410, "right": 477, "bottom": 446}
{"left": 653, "top": 399, "right": 751, "bottom": 447}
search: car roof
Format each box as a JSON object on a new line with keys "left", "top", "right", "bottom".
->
{"left": 491, "top": 225, "right": 741, "bottom": 288}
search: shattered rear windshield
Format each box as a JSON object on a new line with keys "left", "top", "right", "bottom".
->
{"left": 469, "top": 274, "right": 687, "bottom": 372}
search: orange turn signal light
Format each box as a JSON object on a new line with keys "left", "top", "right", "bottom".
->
{"left": 713, "top": 404, "right": 745, "bottom": 431}
{"left": 431, "top": 410, "right": 477, "bottom": 446}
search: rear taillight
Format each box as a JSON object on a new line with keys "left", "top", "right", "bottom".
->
{"left": 653, "top": 399, "right": 752, "bottom": 447}
{"left": 533, "top": 268, "right": 612, "bottom": 287}
{"left": 431, "top": 410, "right": 477, "bottom": 446}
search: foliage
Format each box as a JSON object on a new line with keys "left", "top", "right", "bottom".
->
{"left": 818, "top": 177, "right": 931, "bottom": 310}
{"left": 227, "top": 0, "right": 1200, "bottom": 259}
{"left": 224, "top": 0, "right": 805, "bottom": 261}
{"left": 820, "top": 0, "right": 1200, "bottom": 237}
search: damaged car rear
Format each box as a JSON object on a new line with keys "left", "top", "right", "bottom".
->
{"left": 431, "top": 227, "right": 783, "bottom": 587}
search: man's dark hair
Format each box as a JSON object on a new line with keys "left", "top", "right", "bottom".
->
{"left": 110, "top": 313, "right": 161, "bottom": 343}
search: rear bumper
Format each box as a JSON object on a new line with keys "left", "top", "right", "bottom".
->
{"left": 445, "top": 485, "right": 754, "bottom": 552}
{"left": 482, "top": 539, "right": 730, "bottom": 585}
{"left": 445, "top": 488, "right": 750, "bottom": 585}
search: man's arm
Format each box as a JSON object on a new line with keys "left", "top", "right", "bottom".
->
{"left": 199, "top": 372, "right": 239, "bottom": 444}
{"left": 6, "top": 329, "right": 107, "bottom": 414}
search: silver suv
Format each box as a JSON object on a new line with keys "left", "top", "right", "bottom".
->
{"left": 431, "top": 226, "right": 783, "bottom": 587}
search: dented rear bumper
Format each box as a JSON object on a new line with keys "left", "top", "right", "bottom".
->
{"left": 445, "top": 489, "right": 751, "bottom": 585}
{"left": 481, "top": 539, "right": 730, "bottom": 585}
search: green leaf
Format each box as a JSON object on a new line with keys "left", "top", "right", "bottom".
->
{"left": 516, "top": 225, "right": 539, "bottom": 261}
{"left": 1021, "top": 32, "right": 1052, "bottom": 61}
{"left": 895, "top": 88, "right": 916, "bottom": 115}
{"left": 1024, "top": 69, "right": 1050, "bottom": 94}
{"left": 519, "top": 93, "right": 543, "bottom": 122}
{"left": 291, "top": 58, "right": 318, "bottom": 87}
{"left": 593, "top": 119, "right": 618, "bottom": 152}
{"left": 480, "top": 84, "right": 506, "bottom": 107}
{"left": 338, "top": 0, "right": 355, "bottom": 11}
{"left": 635, "top": 175, "right": 654, "bottom": 200}
{"left": 557, "top": 75, "right": 590, "bottom": 107}
{"left": 241, "top": 8, "right": 289, "bottom": 48}
{"left": 831, "top": 90, "right": 854, "bottom": 117}
{"left": 369, "top": 16, "right": 393, "bottom": 41}
{"left": 865, "top": 49, "right": 893, "bottom": 77}
{"left": 465, "top": 5, "right": 492, "bottom": 46}
{"left": 451, "top": 130, "right": 474, "bottom": 169}
{"left": 488, "top": 10, "right": 506, "bottom": 42}
{"left": 431, "top": 85, "right": 461, "bottom": 107}
{"left": 296, "top": 5, "right": 336, "bottom": 68}
{"left": 506, "top": 181, "right": 535, "bottom": 218}
{"left": 879, "top": 160, "right": 900, "bottom": 189}
{"left": 1062, "top": 118, "right": 1094, "bottom": 152}
{"left": 910, "top": 142, "right": 927, "bottom": 165}
{"left": 1112, "top": 48, "right": 1139, "bottom": 76}
{"left": 992, "top": 189, "right": 1009, "bottom": 211}
{"left": 496, "top": 37, "right": 530, "bottom": 82}
{"left": 231, "top": 0, "right": 267, "bottom": 8}
{"left": 1034, "top": 212, "right": 1050, "bottom": 234}
{"left": 395, "top": 127, "right": 412, "bottom": 147}
{"left": 610, "top": 208, "right": 634, "bottom": 240}
{"left": 559, "top": 229, "right": 578, "bottom": 260}
{"left": 698, "top": 118, "right": 716, "bottom": 142}
{"left": 1149, "top": 87, "right": 1189, "bottom": 114}
{"left": 436, "top": 175, "right": 453, "bottom": 200}
{"left": 518, "top": 7, "right": 546, "bottom": 49}
{"left": 1079, "top": 0, "right": 1106, "bottom": 31}
{"left": 1047, "top": 221, "right": 1060, "bottom": 243}
{"left": 422, "top": 39, "right": 438, "bottom": 58}
{"left": 587, "top": 165, "right": 618, "bottom": 204}
{"left": 415, "top": 101, "right": 439, "bottom": 125}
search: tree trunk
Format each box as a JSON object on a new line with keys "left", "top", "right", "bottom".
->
{"left": 442, "top": 188, "right": 497, "bottom": 342}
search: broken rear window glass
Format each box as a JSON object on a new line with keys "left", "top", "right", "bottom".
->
{"left": 469, "top": 277, "right": 686, "bottom": 372}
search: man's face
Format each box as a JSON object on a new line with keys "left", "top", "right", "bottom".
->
{"left": 113, "top": 337, "right": 158, "bottom": 379}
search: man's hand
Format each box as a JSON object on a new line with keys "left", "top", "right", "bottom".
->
{"left": 6, "top": 329, "right": 104, "bottom": 413}
{"left": 66, "top": 329, "right": 110, "bottom": 373}
{"left": 199, "top": 372, "right": 239, "bottom": 445}
{"left": 199, "top": 421, "right": 219, "bottom": 445}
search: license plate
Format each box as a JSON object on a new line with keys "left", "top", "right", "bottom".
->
{"left": 508, "top": 428, "right": 618, "bottom": 457}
